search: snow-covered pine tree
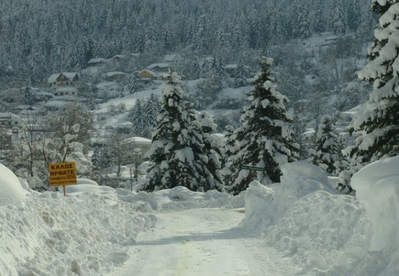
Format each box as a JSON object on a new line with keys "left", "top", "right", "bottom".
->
{"left": 337, "top": 0, "right": 399, "bottom": 193}
{"left": 144, "top": 93, "right": 161, "bottom": 131}
{"left": 128, "top": 75, "right": 138, "bottom": 94}
{"left": 130, "top": 99, "right": 146, "bottom": 136}
{"left": 144, "top": 70, "right": 223, "bottom": 192}
{"left": 91, "top": 145, "right": 113, "bottom": 172}
{"left": 195, "top": 111, "right": 224, "bottom": 191}
{"left": 332, "top": 0, "right": 347, "bottom": 35}
{"left": 313, "top": 0, "right": 325, "bottom": 35}
{"left": 297, "top": 0, "right": 311, "bottom": 38}
{"left": 234, "top": 63, "right": 247, "bottom": 88}
{"left": 23, "top": 85, "right": 34, "bottom": 105}
{"left": 224, "top": 57, "right": 298, "bottom": 195}
{"left": 221, "top": 125, "right": 239, "bottom": 185}
{"left": 87, "top": 82, "right": 97, "bottom": 111}
{"left": 309, "top": 115, "right": 343, "bottom": 175}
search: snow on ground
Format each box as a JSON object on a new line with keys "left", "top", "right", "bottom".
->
{"left": 0, "top": 163, "right": 27, "bottom": 207}
{"left": 0, "top": 166, "right": 156, "bottom": 276}
{"left": 107, "top": 208, "right": 301, "bottom": 276}
{"left": 2, "top": 157, "right": 399, "bottom": 275}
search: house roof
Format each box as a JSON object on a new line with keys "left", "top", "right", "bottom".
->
{"left": 88, "top": 58, "right": 108, "bottom": 64}
{"left": 164, "top": 54, "right": 182, "bottom": 62}
{"left": 47, "top": 72, "right": 79, "bottom": 83}
{"left": 124, "top": 136, "right": 151, "bottom": 145}
{"left": 112, "top": 55, "right": 126, "bottom": 60}
{"left": 0, "top": 112, "right": 22, "bottom": 120}
{"left": 44, "top": 101, "right": 68, "bottom": 108}
{"left": 147, "top": 63, "right": 170, "bottom": 70}
{"left": 224, "top": 64, "right": 238, "bottom": 69}
{"left": 103, "top": 71, "right": 128, "bottom": 77}
{"left": 138, "top": 69, "right": 159, "bottom": 78}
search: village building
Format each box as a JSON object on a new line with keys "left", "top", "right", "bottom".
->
{"left": 0, "top": 113, "right": 25, "bottom": 128}
{"left": 47, "top": 73, "right": 80, "bottom": 88}
{"left": 87, "top": 57, "right": 108, "bottom": 67}
{"left": 164, "top": 54, "right": 183, "bottom": 64}
{"left": 43, "top": 101, "right": 68, "bottom": 112}
{"left": 137, "top": 69, "right": 159, "bottom": 82}
{"left": 103, "top": 71, "right": 128, "bottom": 82}
{"left": 53, "top": 87, "right": 79, "bottom": 98}
{"left": 147, "top": 63, "right": 170, "bottom": 74}
{"left": 111, "top": 55, "right": 126, "bottom": 62}
{"left": 123, "top": 136, "right": 152, "bottom": 163}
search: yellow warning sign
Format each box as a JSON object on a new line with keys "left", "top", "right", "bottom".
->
{"left": 48, "top": 162, "right": 77, "bottom": 186}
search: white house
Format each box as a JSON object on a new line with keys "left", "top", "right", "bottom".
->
{"left": 123, "top": 136, "right": 152, "bottom": 163}
{"left": 137, "top": 69, "right": 160, "bottom": 82}
{"left": 43, "top": 101, "right": 68, "bottom": 112}
{"left": 103, "top": 71, "right": 128, "bottom": 82}
{"left": 47, "top": 72, "right": 80, "bottom": 88}
{"left": 87, "top": 57, "right": 108, "bottom": 67}
{"left": 54, "top": 87, "right": 79, "bottom": 98}
{"left": 164, "top": 54, "right": 183, "bottom": 64}
{"left": 0, "top": 113, "right": 25, "bottom": 128}
{"left": 147, "top": 63, "right": 170, "bottom": 74}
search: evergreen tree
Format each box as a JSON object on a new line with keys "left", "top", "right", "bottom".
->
{"left": 309, "top": 115, "right": 343, "bottom": 175}
{"left": 128, "top": 75, "right": 141, "bottom": 94}
{"left": 195, "top": 111, "right": 224, "bottom": 190}
{"left": 352, "top": 0, "right": 399, "bottom": 161}
{"left": 144, "top": 70, "right": 223, "bottom": 192}
{"left": 221, "top": 125, "right": 239, "bottom": 185}
{"left": 87, "top": 82, "right": 97, "bottom": 111}
{"left": 23, "top": 84, "right": 34, "bottom": 105}
{"left": 313, "top": 0, "right": 325, "bottom": 35}
{"left": 144, "top": 93, "right": 162, "bottom": 131}
{"left": 297, "top": 0, "right": 311, "bottom": 38}
{"left": 130, "top": 99, "right": 146, "bottom": 136}
{"left": 248, "top": 10, "right": 261, "bottom": 49}
{"left": 338, "top": 0, "right": 399, "bottom": 193}
{"left": 225, "top": 57, "right": 298, "bottom": 195}
{"left": 231, "top": 23, "right": 244, "bottom": 53}
{"left": 332, "top": 0, "right": 347, "bottom": 35}
{"left": 91, "top": 145, "right": 113, "bottom": 172}
{"left": 234, "top": 64, "right": 247, "bottom": 88}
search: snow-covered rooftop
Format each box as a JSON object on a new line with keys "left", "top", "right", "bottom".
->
{"left": 124, "top": 136, "right": 151, "bottom": 144}
{"left": 88, "top": 57, "right": 108, "bottom": 64}
{"left": 103, "top": 71, "right": 128, "bottom": 77}
{"left": 47, "top": 72, "right": 79, "bottom": 83}
{"left": 147, "top": 63, "right": 170, "bottom": 70}
{"left": 164, "top": 54, "right": 183, "bottom": 62}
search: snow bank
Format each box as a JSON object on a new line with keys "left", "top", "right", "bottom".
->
{"left": 352, "top": 157, "right": 399, "bottom": 252}
{"left": 0, "top": 163, "right": 28, "bottom": 206}
{"left": 242, "top": 162, "right": 369, "bottom": 275}
{"left": 118, "top": 186, "right": 245, "bottom": 211}
{"left": 0, "top": 189, "right": 156, "bottom": 276}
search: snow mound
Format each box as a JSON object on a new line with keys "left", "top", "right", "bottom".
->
{"left": 0, "top": 187, "right": 156, "bottom": 276}
{"left": 118, "top": 186, "right": 245, "bottom": 211}
{"left": 0, "top": 163, "right": 28, "bottom": 206}
{"left": 77, "top": 178, "right": 99, "bottom": 185}
{"left": 352, "top": 156, "right": 399, "bottom": 252}
{"left": 242, "top": 162, "right": 369, "bottom": 275}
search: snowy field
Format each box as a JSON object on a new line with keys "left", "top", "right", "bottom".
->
{"left": 1, "top": 157, "right": 399, "bottom": 275}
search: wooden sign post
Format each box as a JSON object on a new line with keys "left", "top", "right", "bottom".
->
{"left": 48, "top": 162, "right": 77, "bottom": 196}
{"left": 241, "top": 165, "right": 265, "bottom": 187}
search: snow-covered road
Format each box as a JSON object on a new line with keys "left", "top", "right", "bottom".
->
{"left": 108, "top": 208, "right": 300, "bottom": 276}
